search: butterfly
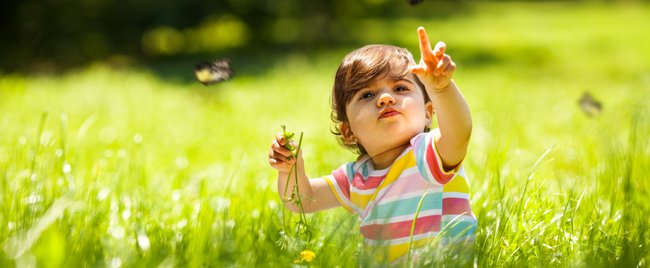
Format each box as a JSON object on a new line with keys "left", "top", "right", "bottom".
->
{"left": 407, "top": 0, "right": 424, "bottom": 5}
{"left": 578, "top": 91, "right": 602, "bottom": 117}
{"left": 194, "top": 58, "right": 234, "bottom": 85}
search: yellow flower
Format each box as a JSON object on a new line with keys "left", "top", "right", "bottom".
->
{"left": 301, "top": 250, "right": 315, "bottom": 262}
{"left": 294, "top": 249, "right": 316, "bottom": 264}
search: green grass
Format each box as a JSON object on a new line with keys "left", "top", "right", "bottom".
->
{"left": 1, "top": 2, "right": 649, "bottom": 267}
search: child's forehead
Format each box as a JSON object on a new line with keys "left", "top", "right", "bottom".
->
{"left": 364, "top": 70, "right": 415, "bottom": 87}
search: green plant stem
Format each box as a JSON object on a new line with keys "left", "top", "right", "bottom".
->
{"left": 292, "top": 133, "right": 309, "bottom": 228}
{"left": 406, "top": 188, "right": 428, "bottom": 267}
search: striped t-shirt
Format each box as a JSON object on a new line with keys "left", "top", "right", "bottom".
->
{"left": 323, "top": 130, "right": 477, "bottom": 262}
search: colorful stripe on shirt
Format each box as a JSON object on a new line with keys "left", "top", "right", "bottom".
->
{"left": 322, "top": 130, "right": 477, "bottom": 262}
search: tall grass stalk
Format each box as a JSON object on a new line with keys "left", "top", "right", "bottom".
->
{"left": 406, "top": 189, "right": 427, "bottom": 267}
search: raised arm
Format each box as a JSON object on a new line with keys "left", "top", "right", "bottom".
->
{"left": 410, "top": 27, "right": 472, "bottom": 170}
{"left": 268, "top": 132, "right": 341, "bottom": 213}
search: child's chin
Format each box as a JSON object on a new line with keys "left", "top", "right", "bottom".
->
{"left": 382, "top": 129, "right": 417, "bottom": 143}
{"left": 383, "top": 124, "right": 420, "bottom": 135}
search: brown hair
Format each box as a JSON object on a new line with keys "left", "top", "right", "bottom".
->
{"left": 330, "top": 44, "right": 430, "bottom": 155}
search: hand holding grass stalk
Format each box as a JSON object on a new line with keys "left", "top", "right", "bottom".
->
{"left": 270, "top": 125, "right": 312, "bottom": 238}
{"left": 279, "top": 125, "right": 304, "bottom": 204}
{"left": 271, "top": 126, "right": 314, "bottom": 261}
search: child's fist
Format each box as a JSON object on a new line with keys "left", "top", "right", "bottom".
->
{"left": 268, "top": 131, "right": 297, "bottom": 173}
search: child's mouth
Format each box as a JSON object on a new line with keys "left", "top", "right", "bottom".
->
{"left": 379, "top": 108, "right": 400, "bottom": 119}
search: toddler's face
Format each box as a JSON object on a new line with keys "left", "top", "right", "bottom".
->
{"left": 345, "top": 73, "right": 432, "bottom": 156}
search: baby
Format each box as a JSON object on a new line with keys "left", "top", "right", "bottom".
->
{"left": 268, "top": 27, "right": 477, "bottom": 263}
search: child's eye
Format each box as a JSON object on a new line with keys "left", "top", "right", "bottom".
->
{"left": 359, "top": 91, "right": 375, "bottom": 100}
{"left": 395, "top": 85, "right": 410, "bottom": 92}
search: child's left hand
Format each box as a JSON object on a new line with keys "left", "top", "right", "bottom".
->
{"left": 410, "top": 26, "right": 456, "bottom": 92}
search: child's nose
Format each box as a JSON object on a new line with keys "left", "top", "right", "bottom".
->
{"left": 376, "top": 93, "right": 396, "bottom": 107}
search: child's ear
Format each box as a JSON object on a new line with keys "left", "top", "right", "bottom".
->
{"left": 425, "top": 101, "right": 435, "bottom": 122}
{"left": 339, "top": 122, "right": 356, "bottom": 144}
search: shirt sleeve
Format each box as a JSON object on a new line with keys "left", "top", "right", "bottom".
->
{"left": 410, "top": 129, "right": 463, "bottom": 185}
{"left": 322, "top": 162, "right": 355, "bottom": 213}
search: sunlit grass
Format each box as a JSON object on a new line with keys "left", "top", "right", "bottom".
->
{"left": 1, "top": 2, "right": 649, "bottom": 267}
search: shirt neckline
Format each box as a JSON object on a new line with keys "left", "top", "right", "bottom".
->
{"left": 356, "top": 144, "right": 413, "bottom": 177}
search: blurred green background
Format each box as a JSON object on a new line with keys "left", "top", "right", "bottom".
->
{"left": 2, "top": 0, "right": 474, "bottom": 71}
{"left": 1, "top": 0, "right": 649, "bottom": 267}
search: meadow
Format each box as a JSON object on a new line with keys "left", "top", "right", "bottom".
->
{"left": 1, "top": 2, "right": 649, "bottom": 267}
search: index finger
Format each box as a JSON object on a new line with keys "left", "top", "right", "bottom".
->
{"left": 417, "top": 27, "right": 435, "bottom": 60}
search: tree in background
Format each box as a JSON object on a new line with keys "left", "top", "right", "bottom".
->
{"left": 0, "top": 0, "right": 467, "bottom": 71}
